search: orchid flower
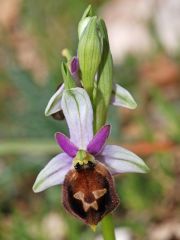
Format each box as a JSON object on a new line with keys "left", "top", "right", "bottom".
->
{"left": 33, "top": 87, "right": 148, "bottom": 226}
{"left": 44, "top": 57, "right": 137, "bottom": 117}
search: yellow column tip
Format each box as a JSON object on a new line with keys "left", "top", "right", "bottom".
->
{"left": 90, "top": 224, "right": 97, "bottom": 232}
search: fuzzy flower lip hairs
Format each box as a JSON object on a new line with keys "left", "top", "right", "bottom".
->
{"left": 33, "top": 87, "right": 149, "bottom": 226}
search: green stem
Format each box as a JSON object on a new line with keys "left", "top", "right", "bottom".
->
{"left": 93, "top": 112, "right": 116, "bottom": 240}
{"left": 101, "top": 215, "right": 116, "bottom": 240}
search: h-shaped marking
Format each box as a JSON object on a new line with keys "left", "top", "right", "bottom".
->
{"left": 73, "top": 188, "right": 107, "bottom": 212}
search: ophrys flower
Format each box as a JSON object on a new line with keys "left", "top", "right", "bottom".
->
{"left": 33, "top": 88, "right": 148, "bottom": 226}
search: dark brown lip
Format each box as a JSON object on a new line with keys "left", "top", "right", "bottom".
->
{"left": 62, "top": 162, "right": 119, "bottom": 226}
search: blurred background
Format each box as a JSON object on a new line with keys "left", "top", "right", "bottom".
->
{"left": 0, "top": 0, "right": 180, "bottom": 239}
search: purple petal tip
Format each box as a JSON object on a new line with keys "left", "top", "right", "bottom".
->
{"left": 70, "top": 56, "right": 79, "bottom": 75}
{"left": 55, "top": 132, "right": 78, "bottom": 157}
{"left": 87, "top": 124, "right": 111, "bottom": 156}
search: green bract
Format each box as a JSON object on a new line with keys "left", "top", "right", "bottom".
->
{"left": 94, "top": 19, "right": 113, "bottom": 131}
{"left": 61, "top": 62, "right": 76, "bottom": 90}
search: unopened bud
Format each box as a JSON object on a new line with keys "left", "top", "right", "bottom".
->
{"left": 78, "top": 17, "right": 102, "bottom": 100}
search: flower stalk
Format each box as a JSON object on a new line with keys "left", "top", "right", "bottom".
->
{"left": 102, "top": 215, "right": 116, "bottom": 240}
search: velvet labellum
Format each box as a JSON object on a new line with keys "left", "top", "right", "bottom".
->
{"left": 63, "top": 161, "right": 119, "bottom": 226}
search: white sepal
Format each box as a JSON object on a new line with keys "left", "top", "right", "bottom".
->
{"left": 98, "top": 145, "right": 149, "bottom": 174}
{"left": 33, "top": 153, "right": 72, "bottom": 193}
{"left": 61, "top": 88, "right": 93, "bottom": 149}
{"left": 45, "top": 84, "right": 64, "bottom": 116}
{"left": 111, "top": 84, "right": 137, "bottom": 109}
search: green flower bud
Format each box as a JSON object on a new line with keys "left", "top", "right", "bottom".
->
{"left": 81, "top": 4, "right": 92, "bottom": 19}
{"left": 78, "top": 17, "right": 102, "bottom": 100}
{"left": 78, "top": 5, "right": 93, "bottom": 40}
{"left": 78, "top": 17, "right": 91, "bottom": 39}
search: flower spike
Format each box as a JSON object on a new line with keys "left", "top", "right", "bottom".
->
{"left": 34, "top": 5, "right": 149, "bottom": 228}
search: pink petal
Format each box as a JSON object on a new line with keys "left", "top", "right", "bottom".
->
{"left": 87, "top": 125, "right": 111, "bottom": 155}
{"left": 70, "top": 57, "right": 79, "bottom": 77}
{"left": 55, "top": 132, "right": 78, "bottom": 157}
